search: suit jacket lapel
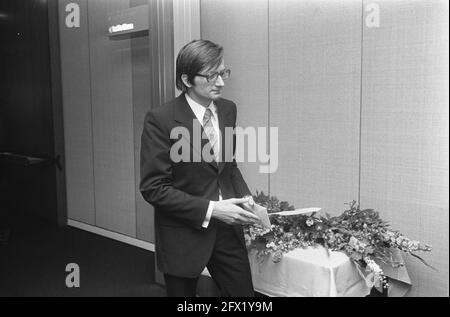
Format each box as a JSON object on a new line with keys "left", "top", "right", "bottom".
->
{"left": 216, "top": 99, "right": 233, "bottom": 175}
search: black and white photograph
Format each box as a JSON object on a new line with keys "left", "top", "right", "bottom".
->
{"left": 0, "top": 0, "right": 448, "bottom": 300}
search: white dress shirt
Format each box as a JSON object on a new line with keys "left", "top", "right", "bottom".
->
{"left": 185, "top": 93, "right": 222, "bottom": 228}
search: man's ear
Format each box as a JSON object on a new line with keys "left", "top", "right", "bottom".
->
{"left": 181, "top": 74, "right": 192, "bottom": 88}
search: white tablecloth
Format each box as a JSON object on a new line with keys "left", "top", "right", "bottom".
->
{"left": 200, "top": 246, "right": 411, "bottom": 297}
{"left": 248, "top": 246, "right": 372, "bottom": 297}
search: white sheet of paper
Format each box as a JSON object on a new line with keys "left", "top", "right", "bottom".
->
{"left": 270, "top": 207, "right": 322, "bottom": 216}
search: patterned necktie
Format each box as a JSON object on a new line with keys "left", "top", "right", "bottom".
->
{"left": 203, "top": 108, "right": 220, "bottom": 162}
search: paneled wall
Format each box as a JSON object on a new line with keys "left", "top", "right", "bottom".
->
{"left": 88, "top": 0, "right": 136, "bottom": 236}
{"left": 201, "top": 0, "right": 361, "bottom": 211}
{"left": 131, "top": 21, "right": 154, "bottom": 243}
{"left": 201, "top": 0, "right": 270, "bottom": 195}
{"left": 59, "top": 0, "right": 96, "bottom": 225}
{"left": 59, "top": 0, "right": 154, "bottom": 242}
{"left": 201, "top": 0, "right": 448, "bottom": 296}
{"left": 268, "top": 0, "right": 361, "bottom": 213}
{"left": 360, "top": 0, "right": 449, "bottom": 297}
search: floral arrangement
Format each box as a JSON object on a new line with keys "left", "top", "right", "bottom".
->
{"left": 244, "top": 191, "right": 434, "bottom": 290}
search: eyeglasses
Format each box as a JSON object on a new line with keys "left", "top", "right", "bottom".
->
{"left": 195, "top": 69, "right": 231, "bottom": 83}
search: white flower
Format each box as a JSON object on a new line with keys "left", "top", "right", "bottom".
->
{"left": 306, "top": 218, "right": 314, "bottom": 227}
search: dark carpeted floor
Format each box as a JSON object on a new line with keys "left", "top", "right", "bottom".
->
{"left": 0, "top": 208, "right": 166, "bottom": 297}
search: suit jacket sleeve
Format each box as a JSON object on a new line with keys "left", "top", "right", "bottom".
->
{"left": 230, "top": 102, "right": 252, "bottom": 198}
{"left": 140, "top": 110, "right": 209, "bottom": 229}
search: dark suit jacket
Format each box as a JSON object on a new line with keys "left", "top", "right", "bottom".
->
{"left": 140, "top": 93, "right": 251, "bottom": 278}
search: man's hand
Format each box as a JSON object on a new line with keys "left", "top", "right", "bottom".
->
{"left": 212, "top": 198, "right": 260, "bottom": 225}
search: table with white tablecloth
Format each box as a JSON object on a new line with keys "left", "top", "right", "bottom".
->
{"left": 198, "top": 246, "right": 411, "bottom": 297}
{"left": 248, "top": 246, "right": 412, "bottom": 297}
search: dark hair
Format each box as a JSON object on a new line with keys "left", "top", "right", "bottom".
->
{"left": 176, "top": 40, "right": 224, "bottom": 92}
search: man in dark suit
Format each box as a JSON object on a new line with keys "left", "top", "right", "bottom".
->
{"left": 140, "top": 40, "right": 260, "bottom": 297}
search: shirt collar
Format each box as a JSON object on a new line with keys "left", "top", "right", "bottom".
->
{"left": 185, "top": 93, "right": 217, "bottom": 123}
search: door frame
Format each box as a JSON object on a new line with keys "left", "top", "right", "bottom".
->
{"left": 48, "top": 0, "right": 67, "bottom": 227}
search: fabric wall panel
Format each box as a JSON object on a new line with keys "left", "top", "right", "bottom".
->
{"left": 88, "top": 0, "right": 137, "bottom": 236}
{"left": 201, "top": 0, "right": 269, "bottom": 195}
{"left": 59, "top": 0, "right": 95, "bottom": 224}
{"left": 360, "top": 0, "right": 449, "bottom": 296}
{"left": 131, "top": 0, "right": 154, "bottom": 243}
{"left": 268, "top": 0, "right": 362, "bottom": 213}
